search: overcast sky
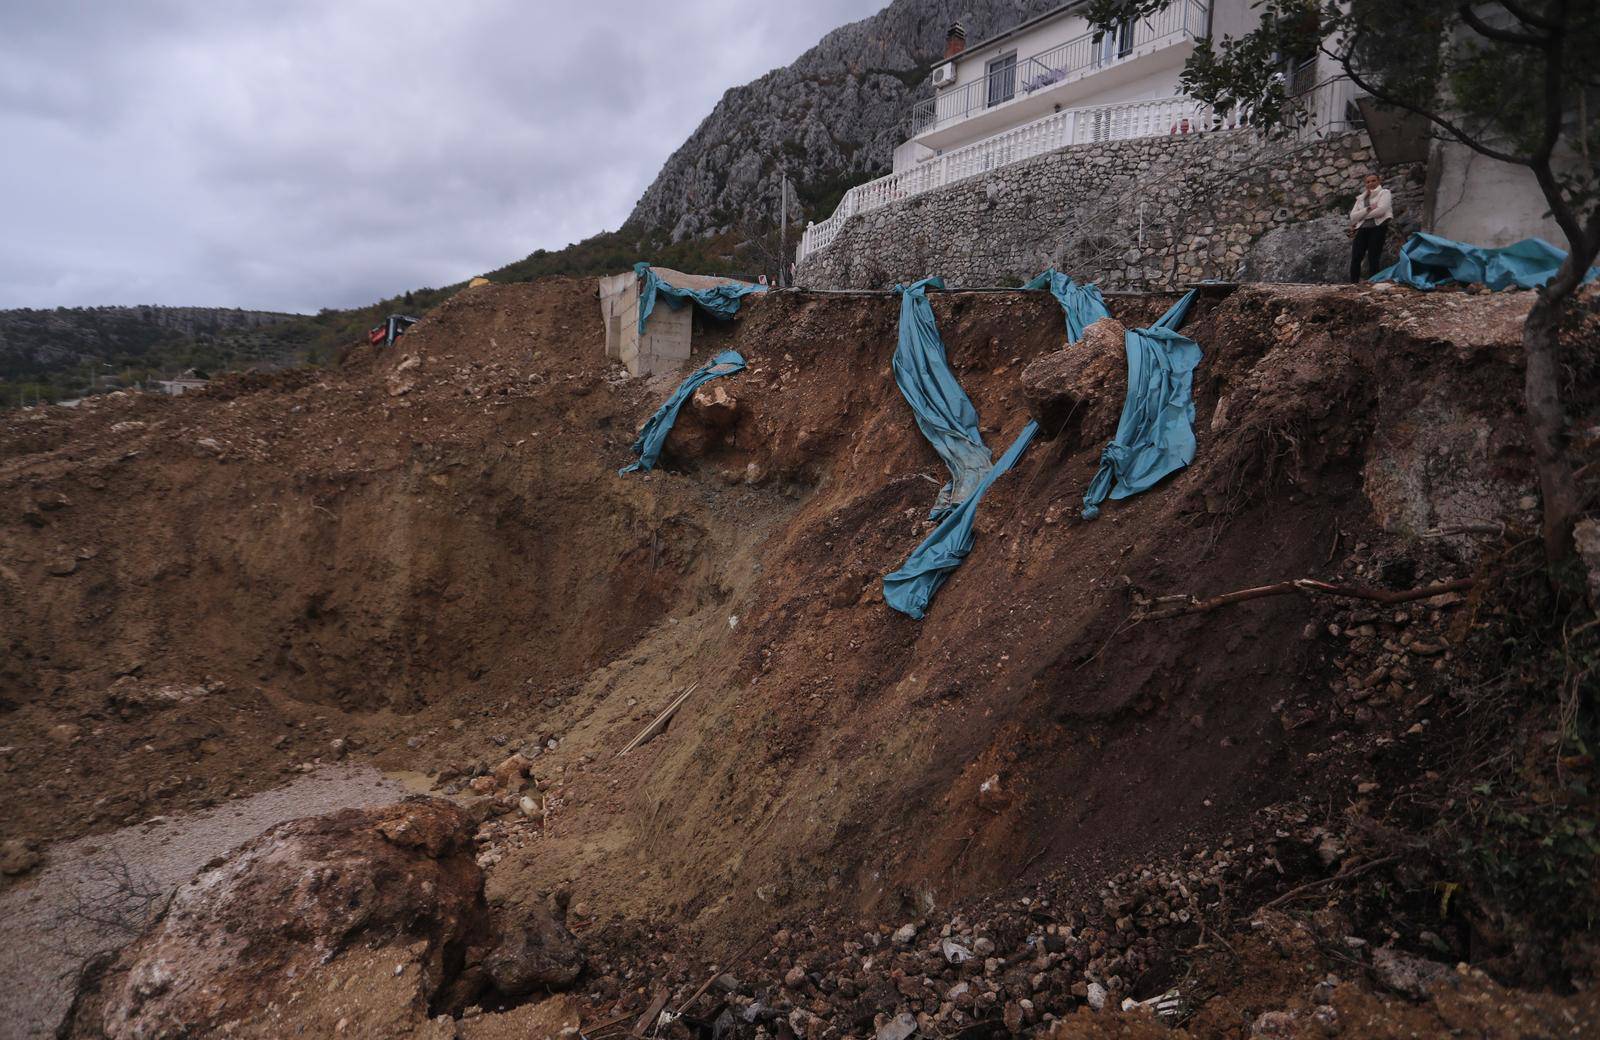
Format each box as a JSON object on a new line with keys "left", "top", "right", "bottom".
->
{"left": 0, "top": 0, "right": 886, "bottom": 314}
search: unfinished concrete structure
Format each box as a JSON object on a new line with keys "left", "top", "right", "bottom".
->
{"left": 598, "top": 267, "right": 757, "bottom": 377}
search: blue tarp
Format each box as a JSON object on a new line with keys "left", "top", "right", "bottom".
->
{"left": 1081, "top": 290, "right": 1203, "bottom": 520}
{"left": 1022, "top": 269, "right": 1111, "bottom": 339}
{"left": 635, "top": 262, "right": 766, "bottom": 335}
{"left": 1372, "top": 232, "right": 1600, "bottom": 291}
{"left": 883, "top": 421, "right": 1040, "bottom": 619}
{"left": 882, "top": 270, "right": 1109, "bottom": 619}
{"left": 619, "top": 350, "right": 746, "bottom": 474}
{"left": 891, "top": 277, "right": 994, "bottom": 518}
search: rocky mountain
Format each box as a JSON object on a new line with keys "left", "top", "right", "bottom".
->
{"left": 627, "top": 0, "right": 1064, "bottom": 240}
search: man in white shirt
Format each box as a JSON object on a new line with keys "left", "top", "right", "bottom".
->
{"left": 1348, "top": 173, "right": 1393, "bottom": 282}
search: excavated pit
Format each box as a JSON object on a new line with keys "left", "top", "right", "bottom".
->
{"left": 0, "top": 274, "right": 1582, "bottom": 1037}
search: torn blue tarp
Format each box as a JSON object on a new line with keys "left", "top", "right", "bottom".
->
{"left": 620, "top": 350, "right": 745, "bottom": 474}
{"left": 634, "top": 262, "right": 766, "bottom": 335}
{"left": 1022, "top": 269, "right": 1111, "bottom": 339}
{"left": 883, "top": 420, "right": 1039, "bottom": 619}
{"left": 891, "top": 277, "right": 994, "bottom": 518}
{"left": 1372, "top": 232, "right": 1600, "bottom": 291}
{"left": 882, "top": 270, "right": 1107, "bottom": 619}
{"left": 1081, "top": 290, "right": 1202, "bottom": 520}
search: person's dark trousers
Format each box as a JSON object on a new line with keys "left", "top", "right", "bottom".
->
{"left": 1350, "top": 223, "right": 1388, "bottom": 282}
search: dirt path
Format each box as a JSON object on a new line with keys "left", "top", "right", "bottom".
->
{"left": 0, "top": 767, "right": 419, "bottom": 1040}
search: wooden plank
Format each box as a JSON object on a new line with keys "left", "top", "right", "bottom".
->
{"left": 632, "top": 983, "right": 671, "bottom": 1038}
{"left": 618, "top": 683, "right": 698, "bottom": 757}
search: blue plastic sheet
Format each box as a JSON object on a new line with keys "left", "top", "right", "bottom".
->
{"left": 891, "top": 277, "right": 994, "bottom": 517}
{"left": 1081, "top": 290, "right": 1202, "bottom": 520}
{"left": 1022, "top": 269, "right": 1111, "bottom": 339}
{"left": 883, "top": 270, "right": 1107, "bottom": 619}
{"left": 883, "top": 421, "right": 1040, "bottom": 619}
{"left": 635, "top": 262, "right": 766, "bottom": 335}
{"left": 620, "top": 350, "right": 746, "bottom": 474}
{"left": 1372, "top": 232, "right": 1600, "bottom": 291}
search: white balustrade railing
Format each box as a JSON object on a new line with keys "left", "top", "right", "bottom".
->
{"left": 798, "top": 95, "right": 1218, "bottom": 264}
{"left": 1072, "top": 95, "right": 1213, "bottom": 143}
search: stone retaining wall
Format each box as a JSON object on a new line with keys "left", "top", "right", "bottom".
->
{"left": 796, "top": 130, "right": 1420, "bottom": 290}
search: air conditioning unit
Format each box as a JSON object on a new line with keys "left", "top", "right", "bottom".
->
{"left": 931, "top": 63, "right": 956, "bottom": 88}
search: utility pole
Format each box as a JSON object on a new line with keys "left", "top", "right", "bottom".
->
{"left": 779, "top": 169, "right": 788, "bottom": 288}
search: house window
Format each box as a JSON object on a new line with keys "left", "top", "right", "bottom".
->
{"left": 986, "top": 52, "right": 1016, "bottom": 107}
{"left": 1097, "top": 19, "right": 1134, "bottom": 65}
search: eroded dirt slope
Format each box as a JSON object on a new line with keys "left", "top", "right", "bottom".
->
{"left": 4, "top": 275, "right": 1596, "bottom": 1039}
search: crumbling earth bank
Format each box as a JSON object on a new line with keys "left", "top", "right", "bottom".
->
{"left": 2, "top": 276, "right": 1596, "bottom": 1037}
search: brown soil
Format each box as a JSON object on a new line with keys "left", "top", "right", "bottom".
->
{"left": 0, "top": 766, "right": 414, "bottom": 1040}
{"left": 2, "top": 275, "right": 1595, "bottom": 1038}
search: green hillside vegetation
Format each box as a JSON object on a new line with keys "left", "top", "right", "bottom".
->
{"left": 484, "top": 225, "right": 763, "bottom": 284}
{"left": 0, "top": 288, "right": 456, "bottom": 408}
{"left": 2, "top": 219, "right": 797, "bottom": 410}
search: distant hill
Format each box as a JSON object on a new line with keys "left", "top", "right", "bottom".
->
{"left": 0, "top": 291, "right": 455, "bottom": 406}
{"left": 0, "top": 305, "right": 299, "bottom": 371}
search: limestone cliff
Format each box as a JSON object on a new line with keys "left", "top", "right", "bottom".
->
{"left": 626, "top": 0, "right": 1064, "bottom": 240}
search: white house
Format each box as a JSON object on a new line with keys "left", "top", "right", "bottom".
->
{"left": 901, "top": 0, "right": 1227, "bottom": 163}
{"left": 153, "top": 374, "right": 208, "bottom": 396}
{"left": 799, "top": 0, "right": 1363, "bottom": 264}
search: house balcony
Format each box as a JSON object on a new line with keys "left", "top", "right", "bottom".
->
{"left": 910, "top": 0, "right": 1208, "bottom": 151}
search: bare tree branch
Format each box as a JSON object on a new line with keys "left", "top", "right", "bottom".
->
{"left": 1495, "top": 0, "right": 1559, "bottom": 31}
{"left": 1133, "top": 578, "right": 1475, "bottom": 622}
{"left": 1457, "top": 3, "right": 1549, "bottom": 47}
{"left": 1325, "top": 44, "right": 1528, "bottom": 166}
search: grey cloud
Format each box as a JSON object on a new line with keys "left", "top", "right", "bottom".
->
{"left": 0, "top": 0, "right": 887, "bottom": 313}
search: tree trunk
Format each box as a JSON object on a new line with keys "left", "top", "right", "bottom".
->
{"left": 1521, "top": 261, "right": 1585, "bottom": 564}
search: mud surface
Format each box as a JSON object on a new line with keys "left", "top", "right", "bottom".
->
{"left": 0, "top": 767, "right": 414, "bottom": 1040}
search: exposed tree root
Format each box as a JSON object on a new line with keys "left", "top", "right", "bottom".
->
{"left": 1133, "top": 577, "right": 1474, "bottom": 621}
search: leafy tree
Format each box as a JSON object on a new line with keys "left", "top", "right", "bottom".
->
{"left": 1087, "top": 0, "right": 1600, "bottom": 564}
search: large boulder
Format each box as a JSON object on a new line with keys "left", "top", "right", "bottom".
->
{"left": 1243, "top": 205, "right": 1421, "bottom": 285}
{"left": 63, "top": 798, "right": 582, "bottom": 1039}
{"left": 1240, "top": 213, "right": 1353, "bottom": 284}
{"left": 664, "top": 382, "right": 742, "bottom": 460}
{"left": 481, "top": 896, "right": 584, "bottom": 998}
{"left": 1019, "top": 317, "right": 1127, "bottom": 446}
{"left": 1361, "top": 391, "right": 1533, "bottom": 560}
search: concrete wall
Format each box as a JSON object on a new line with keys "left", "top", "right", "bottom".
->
{"left": 597, "top": 267, "right": 753, "bottom": 377}
{"left": 796, "top": 130, "right": 1395, "bottom": 290}
{"left": 893, "top": 139, "right": 935, "bottom": 174}
{"left": 1207, "top": 0, "right": 1258, "bottom": 40}
{"left": 597, "top": 272, "right": 632, "bottom": 362}
{"left": 1428, "top": 139, "right": 1570, "bottom": 248}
